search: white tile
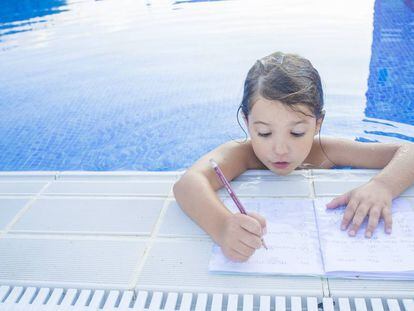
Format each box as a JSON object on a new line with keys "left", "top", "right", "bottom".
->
{"left": 315, "top": 179, "right": 414, "bottom": 196}
{"left": 0, "top": 182, "right": 48, "bottom": 195}
{"left": 213, "top": 170, "right": 310, "bottom": 197}
{"left": 0, "top": 172, "right": 56, "bottom": 181}
{"left": 314, "top": 180, "right": 367, "bottom": 196}
{"left": 312, "top": 169, "right": 378, "bottom": 178}
{"left": 0, "top": 236, "right": 146, "bottom": 288}
{"left": 0, "top": 198, "right": 30, "bottom": 229}
{"left": 56, "top": 171, "right": 181, "bottom": 181}
{"left": 11, "top": 197, "right": 164, "bottom": 235}
{"left": 313, "top": 170, "right": 372, "bottom": 196}
{"left": 43, "top": 180, "right": 174, "bottom": 196}
{"left": 236, "top": 170, "right": 310, "bottom": 180}
{"left": 313, "top": 169, "right": 414, "bottom": 197}
{"left": 137, "top": 240, "right": 323, "bottom": 296}
{"left": 218, "top": 179, "right": 310, "bottom": 197}
{"left": 158, "top": 201, "right": 207, "bottom": 236}
{"left": 327, "top": 278, "right": 414, "bottom": 297}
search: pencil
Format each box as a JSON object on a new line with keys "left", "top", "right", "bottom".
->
{"left": 209, "top": 159, "right": 268, "bottom": 250}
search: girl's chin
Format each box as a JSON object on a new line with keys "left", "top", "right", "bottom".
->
{"left": 267, "top": 163, "right": 296, "bottom": 175}
{"left": 272, "top": 169, "right": 292, "bottom": 176}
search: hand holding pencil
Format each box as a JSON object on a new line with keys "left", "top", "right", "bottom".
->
{"left": 210, "top": 159, "right": 268, "bottom": 262}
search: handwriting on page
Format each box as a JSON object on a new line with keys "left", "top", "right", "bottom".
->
{"left": 314, "top": 197, "right": 414, "bottom": 274}
{"left": 209, "top": 198, "right": 324, "bottom": 276}
{"left": 209, "top": 197, "right": 414, "bottom": 278}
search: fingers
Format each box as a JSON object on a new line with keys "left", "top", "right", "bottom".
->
{"left": 328, "top": 181, "right": 394, "bottom": 238}
{"left": 341, "top": 201, "right": 392, "bottom": 238}
{"left": 347, "top": 202, "right": 370, "bottom": 236}
{"left": 365, "top": 208, "right": 381, "bottom": 238}
{"left": 340, "top": 199, "right": 358, "bottom": 231}
{"left": 237, "top": 214, "right": 265, "bottom": 250}
{"left": 247, "top": 212, "right": 267, "bottom": 234}
{"left": 221, "top": 213, "right": 265, "bottom": 262}
{"left": 223, "top": 232, "right": 261, "bottom": 262}
{"left": 224, "top": 236, "right": 261, "bottom": 262}
{"left": 238, "top": 241, "right": 261, "bottom": 260}
{"left": 382, "top": 207, "right": 393, "bottom": 234}
{"left": 326, "top": 192, "right": 350, "bottom": 209}
{"left": 237, "top": 223, "right": 263, "bottom": 250}
{"left": 238, "top": 213, "right": 264, "bottom": 237}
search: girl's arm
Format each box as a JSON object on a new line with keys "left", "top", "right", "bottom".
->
{"left": 173, "top": 140, "right": 267, "bottom": 261}
{"left": 312, "top": 137, "right": 414, "bottom": 237}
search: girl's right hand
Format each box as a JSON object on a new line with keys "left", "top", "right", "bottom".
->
{"left": 219, "top": 212, "right": 267, "bottom": 262}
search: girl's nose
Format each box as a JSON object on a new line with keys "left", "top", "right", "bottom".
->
{"left": 272, "top": 140, "right": 289, "bottom": 156}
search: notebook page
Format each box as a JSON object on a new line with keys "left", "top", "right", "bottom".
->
{"left": 314, "top": 197, "right": 414, "bottom": 277}
{"left": 209, "top": 198, "right": 324, "bottom": 276}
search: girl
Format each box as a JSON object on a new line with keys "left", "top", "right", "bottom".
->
{"left": 173, "top": 51, "right": 414, "bottom": 262}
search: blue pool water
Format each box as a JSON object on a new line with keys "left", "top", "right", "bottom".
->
{"left": 0, "top": 0, "right": 413, "bottom": 171}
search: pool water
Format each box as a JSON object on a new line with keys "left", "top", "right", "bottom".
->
{"left": 0, "top": 0, "right": 413, "bottom": 170}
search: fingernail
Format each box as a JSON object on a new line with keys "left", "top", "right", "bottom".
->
{"left": 341, "top": 224, "right": 346, "bottom": 230}
{"left": 386, "top": 228, "right": 392, "bottom": 234}
{"left": 365, "top": 231, "right": 372, "bottom": 238}
{"left": 349, "top": 230, "right": 355, "bottom": 236}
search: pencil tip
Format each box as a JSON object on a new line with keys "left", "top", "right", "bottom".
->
{"left": 262, "top": 239, "right": 268, "bottom": 250}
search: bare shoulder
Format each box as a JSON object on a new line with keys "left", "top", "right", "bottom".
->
{"left": 233, "top": 139, "right": 267, "bottom": 170}
{"left": 189, "top": 139, "right": 266, "bottom": 183}
{"left": 193, "top": 139, "right": 266, "bottom": 172}
{"left": 305, "top": 136, "right": 402, "bottom": 169}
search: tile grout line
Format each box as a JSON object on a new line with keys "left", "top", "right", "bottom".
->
{"left": 5, "top": 232, "right": 155, "bottom": 240}
{"left": 0, "top": 181, "right": 53, "bottom": 239}
{"left": 310, "top": 169, "right": 331, "bottom": 298}
{"left": 35, "top": 193, "right": 171, "bottom": 198}
{"left": 128, "top": 181, "right": 178, "bottom": 289}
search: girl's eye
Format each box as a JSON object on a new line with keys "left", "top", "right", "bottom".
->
{"left": 291, "top": 132, "right": 305, "bottom": 137}
{"left": 258, "top": 132, "right": 271, "bottom": 137}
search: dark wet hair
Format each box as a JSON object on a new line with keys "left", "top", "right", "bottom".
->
{"left": 238, "top": 51, "right": 324, "bottom": 121}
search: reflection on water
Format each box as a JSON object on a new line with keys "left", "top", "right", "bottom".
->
{"left": 0, "top": 0, "right": 413, "bottom": 170}
{"left": 173, "top": 0, "right": 226, "bottom": 4}
{"left": 0, "top": 0, "right": 67, "bottom": 37}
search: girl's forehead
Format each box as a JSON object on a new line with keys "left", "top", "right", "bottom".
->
{"left": 250, "top": 98, "right": 314, "bottom": 123}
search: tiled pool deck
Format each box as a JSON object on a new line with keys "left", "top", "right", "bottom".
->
{"left": 0, "top": 169, "right": 414, "bottom": 305}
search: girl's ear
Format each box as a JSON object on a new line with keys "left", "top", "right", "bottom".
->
{"left": 315, "top": 110, "right": 325, "bottom": 135}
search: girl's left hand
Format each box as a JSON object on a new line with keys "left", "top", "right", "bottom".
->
{"left": 326, "top": 180, "right": 393, "bottom": 238}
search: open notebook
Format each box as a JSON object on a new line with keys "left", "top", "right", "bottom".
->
{"left": 209, "top": 197, "right": 414, "bottom": 279}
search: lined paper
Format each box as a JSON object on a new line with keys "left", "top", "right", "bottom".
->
{"left": 209, "top": 198, "right": 324, "bottom": 276}
{"left": 209, "top": 197, "right": 414, "bottom": 279}
{"left": 314, "top": 197, "right": 414, "bottom": 278}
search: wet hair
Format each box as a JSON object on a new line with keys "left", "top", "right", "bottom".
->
{"left": 238, "top": 51, "right": 324, "bottom": 121}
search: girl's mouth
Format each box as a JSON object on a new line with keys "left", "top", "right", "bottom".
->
{"left": 272, "top": 162, "right": 290, "bottom": 169}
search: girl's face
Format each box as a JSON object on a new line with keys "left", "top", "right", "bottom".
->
{"left": 245, "top": 97, "right": 323, "bottom": 175}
